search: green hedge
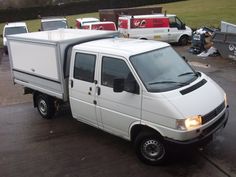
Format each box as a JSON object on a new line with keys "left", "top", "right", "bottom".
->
{"left": 0, "top": 0, "right": 183, "bottom": 23}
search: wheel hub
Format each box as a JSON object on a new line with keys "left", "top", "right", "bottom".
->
{"left": 141, "top": 139, "right": 165, "bottom": 161}
{"left": 39, "top": 100, "right": 47, "bottom": 116}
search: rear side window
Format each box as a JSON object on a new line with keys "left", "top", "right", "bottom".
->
{"left": 74, "top": 53, "right": 96, "bottom": 83}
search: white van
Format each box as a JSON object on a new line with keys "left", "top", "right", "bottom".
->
{"left": 7, "top": 29, "right": 229, "bottom": 165}
{"left": 40, "top": 17, "right": 68, "bottom": 31}
{"left": 118, "top": 14, "right": 192, "bottom": 45}
{"left": 1, "top": 22, "right": 28, "bottom": 54}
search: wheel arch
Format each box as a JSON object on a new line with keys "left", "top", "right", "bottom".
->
{"left": 129, "top": 122, "right": 164, "bottom": 142}
{"left": 177, "top": 34, "right": 190, "bottom": 43}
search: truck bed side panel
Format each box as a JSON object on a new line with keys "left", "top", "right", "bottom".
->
{"left": 8, "top": 40, "right": 64, "bottom": 99}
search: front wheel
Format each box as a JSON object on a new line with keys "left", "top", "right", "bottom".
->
{"left": 36, "top": 94, "right": 55, "bottom": 119}
{"left": 178, "top": 35, "right": 189, "bottom": 46}
{"left": 134, "top": 132, "right": 168, "bottom": 165}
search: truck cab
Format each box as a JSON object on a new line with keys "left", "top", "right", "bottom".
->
{"left": 69, "top": 38, "right": 228, "bottom": 164}
{"left": 118, "top": 14, "right": 192, "bottom": 45}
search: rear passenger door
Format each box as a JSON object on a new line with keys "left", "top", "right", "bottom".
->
{"left": 96, "top": 55, "right": 142, "bottom": 138}
{"left": 69, "top": 51, "right": 98, "bottom": 127}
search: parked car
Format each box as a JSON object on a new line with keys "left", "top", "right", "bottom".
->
{"left": 1, "top": 22, "right": 28, "bottom": 54}
{"left": 7, "top": 29, "right": 229, "bottom": 165}
{"left": 118, "top": 13, "right": 192, "bottom": 45}
{"left": 40, "top": 17, "right": 68, "bottom": 31}
{"left": 76, "top": 17, "right": 100, "bottom": 29}
{"left": 82, "top": 21, "right": 117, "bottom": 31}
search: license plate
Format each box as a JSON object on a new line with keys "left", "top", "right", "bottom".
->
{"left": 213, "top": 125, "right": 224, "bottom": 140}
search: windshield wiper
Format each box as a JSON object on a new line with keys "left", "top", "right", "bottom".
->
{"left": 178, "top": 72, "right": 197, "bottom": 77}
{"left": 148, "top": 80, "right": 187, "bottom": 86}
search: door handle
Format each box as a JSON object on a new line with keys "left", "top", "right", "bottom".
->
{"left": 70, "top": 80, "right": 74, "bottom": 88}
{"left": 96, "top": 86, "right": 101, "bottom": 96}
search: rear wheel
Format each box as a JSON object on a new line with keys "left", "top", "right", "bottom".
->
{"left": 134, "top": 132, "right": 168, "bottom": 165}
{"left": 36, "top": 94, "right": 55, "bottom": 119}
{"left": 3, "top": 46, "right": 8, "bottom": 55}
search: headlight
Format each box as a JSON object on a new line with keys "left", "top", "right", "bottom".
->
{"left": 176, "top": 115, "right": 202, "bottom": 131}
{"left": 224, "top": 93, "right": 227, "bottom": 107}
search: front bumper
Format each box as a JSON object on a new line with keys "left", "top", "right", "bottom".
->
{"left": 164, "top": 107, "right": 229, "bottom": 147}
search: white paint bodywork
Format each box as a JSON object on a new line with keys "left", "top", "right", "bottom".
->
{"left": 7, "top": 31, "right": 226, "bottom": 143}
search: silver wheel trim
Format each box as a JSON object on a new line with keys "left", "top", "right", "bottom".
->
{"left": 38, "top": 99, "right": 48, "bottom": 116}
{"left": 141, "top": 139, "right": 165, "bottom": 161}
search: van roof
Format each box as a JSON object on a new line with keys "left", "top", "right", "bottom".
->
{"left": 87, "top": 21, "right": 115, "bottom": 25}
{"left": 119, "top": 14, "right": 176, "bottom": 19}
{"left": 76, "top": 18, "right": 100, "bottom": 23}
{"left": 74, "top": 38, "right": 169, "bottom": 58}
{"left": 4, "top": 22, "right": 27, "bottom": 28}
{"left": 7, "top": 29, "right": 118, "bottom": 43}
{"left": 41, "top": 17, "right": 67, "bottom": 22}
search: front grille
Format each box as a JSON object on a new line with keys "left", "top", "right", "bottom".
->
{"left": 202, "top": 102, "right": 225, "bottom": 124}
{"left": 202, "top": 113, "right": 225, "bottom": 135}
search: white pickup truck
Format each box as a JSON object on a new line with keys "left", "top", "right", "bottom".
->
{"left": 7, "top": 29, "right": 229, "bottom": 165}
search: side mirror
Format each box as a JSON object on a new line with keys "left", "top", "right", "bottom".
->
{"left": 0, "top": 34, "right": 3, "bottom": 38}
{"left": 113, "top": 78, "right": 124, "bottom": 92}
{"left": 182, "top": 23, "right": 186, "bottom": 29}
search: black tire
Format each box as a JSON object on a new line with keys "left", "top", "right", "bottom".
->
{"left": 134, "top": 131, "right": 168, "bottom": 165}
{"left": 36, "top": 94, "right": 55, "bottom": 119}
{"left": 3, "top": 46, "right": 8, "bottom": 55}
{"left": 178, "top": 35, "right": 189, "bottom": 46}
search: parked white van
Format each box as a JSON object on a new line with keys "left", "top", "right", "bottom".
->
{"left": 118, "top": 14, "right": 192, "bottom": 45}
{"left": 7, "top": 29, "right": 228, "bottom": 165}
{"left": 1, "top": 22, "right": 28, "bottom": 54}
{"left": 40, "top": 17, "right": 68, "bottom": 31}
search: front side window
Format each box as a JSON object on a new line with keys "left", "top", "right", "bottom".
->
{"left": 74, "top": 53, "right": 96, "bottom": 83}
{"left": 130, "top": 47, "right": 198, "bottom": 92}
{"left": 169, "top": 16, "right": 183, "bottom": 29}
{"left": 102, "top": 56, "right": 138, "bottom": 93}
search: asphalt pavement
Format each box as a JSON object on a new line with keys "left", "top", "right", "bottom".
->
{"left": 0, "top": 46, "right": 236, "bottom": 177}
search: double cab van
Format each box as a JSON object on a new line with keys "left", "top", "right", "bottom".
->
{"left": 7, "top": 29, "right": 228, "bottom": 165}
{"left": 118, "top": 14, "right": 192, "bottom": 45}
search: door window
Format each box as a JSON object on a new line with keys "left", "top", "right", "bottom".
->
{"left": 74, "top": 53, "right": 96, "bottom": 83}
{"left": 101, "top": 56, "right": 139, "bottom": 93}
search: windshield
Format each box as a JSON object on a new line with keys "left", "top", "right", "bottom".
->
{"left": 130, "top": 47, "right": 198, "bottom": 92}
{"left": 42, "top": 20, "right": 68, "bottom": 31}
{"left": 5, "top": 26, "right": 27, "bottom": 36}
